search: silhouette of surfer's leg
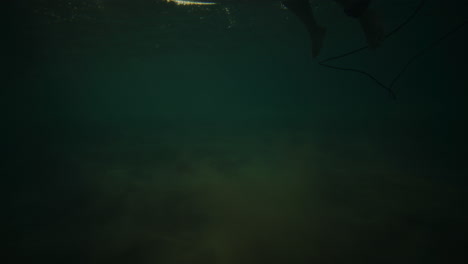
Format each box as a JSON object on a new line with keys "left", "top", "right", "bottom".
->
{"left": 357, "top": 7, "right": 385, "bottom": 48}
{"left": 283, "top": 0, "right": 326, "bottom": 58}
{"left": 335, "top": 0, "right": 384, "bottom": 48}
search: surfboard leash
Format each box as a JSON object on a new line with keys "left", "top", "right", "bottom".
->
{"left": 318, "top": 0, "right": 468, "bottom": 100}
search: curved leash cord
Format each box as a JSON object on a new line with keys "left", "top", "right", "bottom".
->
{"left": 318, "top": 0, "right": 467, "bottom": 99}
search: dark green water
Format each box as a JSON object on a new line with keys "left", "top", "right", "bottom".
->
{"left": 5, "top": 1, "right": 468, "bottom": 263}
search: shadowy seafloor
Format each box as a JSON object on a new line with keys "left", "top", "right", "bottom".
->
{"left": 5, "top": 1, "right": 468, "bottom": 264}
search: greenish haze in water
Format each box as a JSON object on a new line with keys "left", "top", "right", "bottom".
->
{"left": 4, "top": 1, "right": 468, "bottom": 263}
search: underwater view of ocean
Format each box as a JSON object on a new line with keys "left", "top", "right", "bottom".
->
{"left": 4, "top": 0, "right": 468, "bottom": 263}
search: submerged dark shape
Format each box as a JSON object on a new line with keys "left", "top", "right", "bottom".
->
{"left": 283, "top": 0, "right": 384, "bottom": 57}
{"left": 168, "top": 0, "right": 383, "bottom": 57}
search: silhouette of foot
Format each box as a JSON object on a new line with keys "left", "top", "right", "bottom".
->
{"left": 309, "top": 25, "right": 326, "bottom": 58}
{"left": 359, "top": 10, "right": 385, "bottom": 49}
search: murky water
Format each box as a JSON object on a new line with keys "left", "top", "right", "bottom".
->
{"left": 5, "top": 1, "right": 468, "bottom": 263}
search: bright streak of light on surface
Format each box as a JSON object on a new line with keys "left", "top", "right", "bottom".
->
{"left": 166, "top": 0, "right": 217, "bottom": 5}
